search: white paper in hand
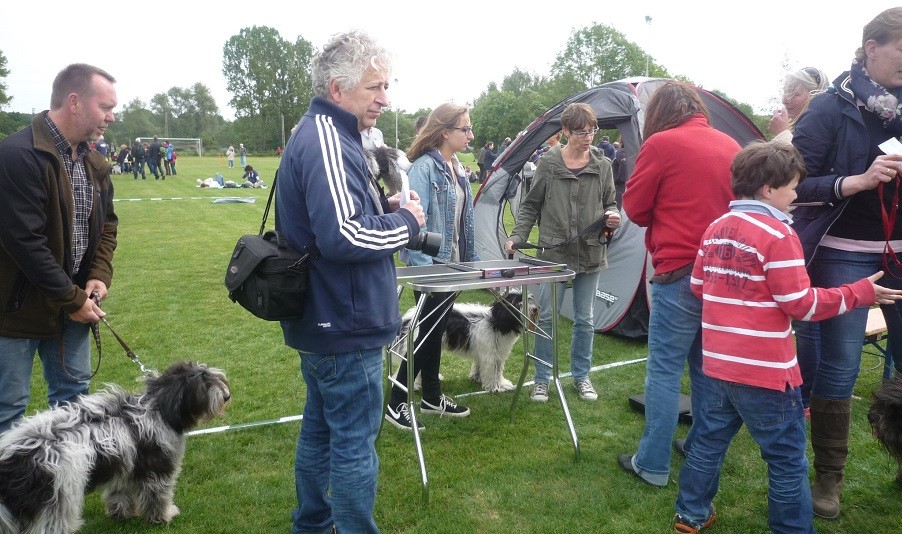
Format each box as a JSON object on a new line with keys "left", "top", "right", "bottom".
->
{"left": 879, "top": 137, "right": 902, "bottom": 156}
{"left": 399, "top": 169, "right": 410, "bottom": 207}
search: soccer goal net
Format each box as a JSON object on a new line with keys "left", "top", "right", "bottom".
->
{"left": 137, "top": 137, "right": 203, "bottom": 157}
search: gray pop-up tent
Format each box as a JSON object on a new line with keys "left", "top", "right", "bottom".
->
{"left": 472, "top": 78, "right": 764, "bottom": 338}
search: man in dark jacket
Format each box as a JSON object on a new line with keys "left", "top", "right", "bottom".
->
{"left": 148, "top": 135, "right": 162, "bottom": 179}
{"left": 0, "top": 63, "right": 119, "bottom": 434}
{"left": 596, "top": 135, "right": 616, "bottom": 160}
{"left": 276, "top": 31, "right": 424, "bottom": 533}
{"left": 131, "top": 137, "right": 146, "bottom": 179}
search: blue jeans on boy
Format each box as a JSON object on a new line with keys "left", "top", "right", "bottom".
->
{"left": 0, "top": 321, "right": 91, "bottom": 434}
{"left": 631, "top": 274, "right": 707, "bottom": 486}
{"left": 533, "top": 271, "right": 600, "bottom": 384}
{"left": 676, "top": 379, "right": 814, "bottom": 534}
{"left": 292, "top": 347, "right": 383, "bottom": 534}
{"left": 808, "top": 247, "right": 902, "bottom": 399}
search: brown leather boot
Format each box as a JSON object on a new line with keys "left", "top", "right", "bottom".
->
{"left": 809, "top": 395, "right": 852, "bottom": 519}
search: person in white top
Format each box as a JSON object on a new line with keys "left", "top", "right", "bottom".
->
{"left": 361, "top": 126, "right": 385, "bottom": 149}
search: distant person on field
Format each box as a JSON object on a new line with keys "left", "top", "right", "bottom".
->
{"left": 131, "top": 137, "right": 146, "bottom": 179}
{"left": 239, "top": 142, "right": 247, "bottom": 167}
{"left": 674, "top": 140, "right": 900, "bottom": 534}
{"left": 226, "top": 145, "right": 235, "bottom": 168}
{"left": 479, "top": 140, "right": 496, "bottom": 181}
{"left": 596, "top": 134, "right": 616, "bottom": 160}
{"left": 148, "top": 135, "right": 162, "bottom": 179}
{"left": 242, "top": 164, "right": 262, "bottom": 188}
{"left": 164, "top": 141, "right": 174, "bottom": 175}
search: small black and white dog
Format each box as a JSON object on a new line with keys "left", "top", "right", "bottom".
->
{"left": 868, "top": 373, "right": 902, "bottom": 483}
{"left": 392, "top": 292, "right": 536, "bottom": 393}
{"left": 0, "top": 361, "right": 230, "bottom": 534}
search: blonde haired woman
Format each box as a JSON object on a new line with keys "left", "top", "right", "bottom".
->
{"left": 769, "top": 67, "right": 828, "bottom": 143}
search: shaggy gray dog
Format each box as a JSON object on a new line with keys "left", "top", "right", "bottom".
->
{"left": 0, "top": 361, "right": 230, "bottom": 534}
{"left": 868, "top": 373, "right": 902, "bottom": 483}
{"left": 365, "top": 145, "right": 410, "bottom": 195}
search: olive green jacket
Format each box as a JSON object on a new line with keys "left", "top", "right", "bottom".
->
{"left": 510, "top": 145, "right": 617, "bottom": 273}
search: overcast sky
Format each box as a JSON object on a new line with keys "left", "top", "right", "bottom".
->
{"left": 0, "top": 1, "right": 895, "bottom": 127}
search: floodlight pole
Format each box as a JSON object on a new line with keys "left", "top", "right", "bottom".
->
{"left": 394, "top": 78, "right": 399, "bottom": 149}
{"left": 645, "top": 16, "right": 652, "bottom": 77}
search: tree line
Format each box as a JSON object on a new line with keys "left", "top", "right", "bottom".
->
{"left": 0, "top": 24, "right": 770, "bottom": 152}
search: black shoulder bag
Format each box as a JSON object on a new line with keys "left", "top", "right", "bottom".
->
{"left": 224, "top": 170, "right": 318, "bottom": 320}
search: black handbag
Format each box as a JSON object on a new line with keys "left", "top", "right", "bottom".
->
{"left": 224, "top": 171, "right": 318, "bottom": 321}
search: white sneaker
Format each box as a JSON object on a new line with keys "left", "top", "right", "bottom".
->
{"left": 531, "top": 382, "right": 549, "bottom": 402}
{"left": 575, "top": 379, "right": 598, "bottom": 401}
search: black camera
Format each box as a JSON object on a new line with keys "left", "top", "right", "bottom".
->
{"left": 407, "top": 231, "right": 442, "bottom": 257}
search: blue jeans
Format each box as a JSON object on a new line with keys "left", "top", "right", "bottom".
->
{"left": 807, "top": 247, "right": 902, "bottom": 399}
{"left": 292, "top": 347, "right": 383, "bottom": 534}
{"left": 533, "top": 271, "right": 600, "bottom": 384}
{"left": 0, "top": 322, "right": 92, "bottom": 433}
{"left": 792, "top": 320, "right": 820, "bottom": 407}
{"left": 676, "top": 380, "right": 814, "bottom": 534}
{"left": 132, "top": 159, "right": 146, "bottom": 178}
{"left": 633, "top": 274, "right": 707, "bottom": 486}
{"left": 240, "top": 155, "right": 247, "bottom": 167}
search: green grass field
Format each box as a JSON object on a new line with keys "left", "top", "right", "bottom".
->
{"left": 22, "top": 156, "right": 902, "bottom": 533}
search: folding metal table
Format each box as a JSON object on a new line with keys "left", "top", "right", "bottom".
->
{"left": 389, "top": 258, "right": 576, "bottom": 504}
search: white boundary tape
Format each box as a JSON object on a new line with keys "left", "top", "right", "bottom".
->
{"left": 185, "top": 356, "right": 648, "bottom": 437}
{"left": 115, "top": 196, "right": 252, "bottom": 202}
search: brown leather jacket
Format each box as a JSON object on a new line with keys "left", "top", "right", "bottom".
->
{"left": 0, "top": 112, "right": 118, "bottom": 338}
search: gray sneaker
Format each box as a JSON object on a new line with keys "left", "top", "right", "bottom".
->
{"left": 531, "top": 382, "right": 549, "bottom": 402}
{"left": 575, "top": 379, "right": 598, "bottom": 401}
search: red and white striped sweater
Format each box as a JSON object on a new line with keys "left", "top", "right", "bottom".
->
{"left": 690, "top": 205, "right": 876, "bottom": 391}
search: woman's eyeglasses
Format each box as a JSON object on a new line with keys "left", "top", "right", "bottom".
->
{"left": 570, "top": 128, "right": 598, "bottom": 139}
{"left": 448, "top": 127, "right": 474, "bottom": 134}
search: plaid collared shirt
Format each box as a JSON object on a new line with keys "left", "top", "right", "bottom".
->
{"left": 46, "top": 115, "right": 93, "bottom": 276}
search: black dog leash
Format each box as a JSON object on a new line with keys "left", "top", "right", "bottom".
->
{"left": 97, "top": 316, "right": 156, "bottom": 375}
{"left": 61, "top": 293, "right": 158, "bottom": 381}
{"left": 510, "top": 215, "right": 614, "bottom": 254}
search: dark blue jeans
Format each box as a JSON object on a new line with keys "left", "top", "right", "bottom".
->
{"left": 292, "top": 348, "right": 383, "bottom": 533}
{"left": 806, "top": 247, "right": 902, "bottom": 399}
{"left": 676, "top": 379, "right": 814, "bottom": 534}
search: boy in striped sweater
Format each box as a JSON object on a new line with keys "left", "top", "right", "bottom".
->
{"left": 673, "top": 140, "right": 902, "bottom": 534}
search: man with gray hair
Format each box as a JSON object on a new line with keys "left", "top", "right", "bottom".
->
{"left": 0, "top": 63, "right": 118, "bottom": 434}
{"left": 276, "top": 30, "right": 425, "bottom": 533}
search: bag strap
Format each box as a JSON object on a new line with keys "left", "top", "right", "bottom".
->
{"left": 260, "top": 171, "right": 320, "bottom": 260}
{"left": 259, "top": 169, "right": 278, "bottom": 235}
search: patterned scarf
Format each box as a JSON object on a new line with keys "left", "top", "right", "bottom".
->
{"left": 850, "top": 59, "right": 902, "bottom": 132}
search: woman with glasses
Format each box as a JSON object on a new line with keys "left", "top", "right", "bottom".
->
{"left": 618, "top": 81, "right": 741, "bottom": 488}
{"left": 384, "top": 103, "right": 479, "bottom": 430}
{"left": 505, "top": 102, "right": 620, "bottom": 403}
{"left": 769, "top": 67, "right": 829, "bottom": 143}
